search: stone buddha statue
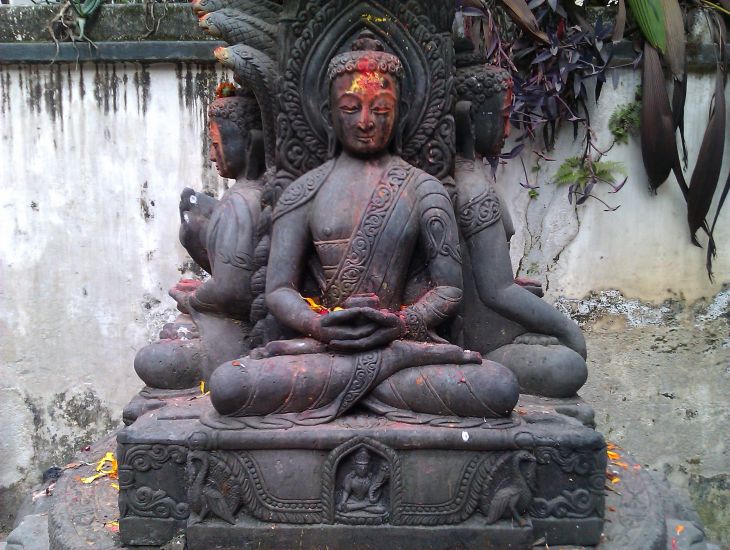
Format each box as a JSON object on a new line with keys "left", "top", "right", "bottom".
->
{"left": 133, "top": 86, "right": 266, "bottom": 391}
{"left": 452, "top": 60, "right": 588, "bottom": 398}
{"left": 209, "top": 32, "right": 519, "bottom": 422}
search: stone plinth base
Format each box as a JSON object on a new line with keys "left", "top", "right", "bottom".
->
{"left": 115, "top": 396, "right": 606, "bottom": 549}
{"left": 44, "top": 412, "right": 721, "bottom": 550}
{"left": 188, "top": 516, "right": 532, "bottom": 550}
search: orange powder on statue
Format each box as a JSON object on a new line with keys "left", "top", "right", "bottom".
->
{"left": 348, "top": 71, "right": 386, "bottom": 95}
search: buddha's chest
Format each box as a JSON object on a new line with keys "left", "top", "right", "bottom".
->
{"left": 310, "top": 172, "right": 380, "bottom": 241}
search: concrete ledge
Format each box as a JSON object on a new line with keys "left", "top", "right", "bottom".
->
{"left": 0, "top": 4, "right": 211, "bottom": 42}
{"left": 0, "top": 40, "right": 224, "bottom": 64}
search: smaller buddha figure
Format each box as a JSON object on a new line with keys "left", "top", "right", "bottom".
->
{"left": 337, "top": 448, "right": 389, "bottom": 515}
{"left": 133, "top": 85, "right": 267, "bottom": 391}
{"left": 453, "top": 57, "right": 588, "bottom": 398}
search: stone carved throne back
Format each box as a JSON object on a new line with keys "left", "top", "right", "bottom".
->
{"left": 275, "top": 0, "right": 457, "bottom": 190}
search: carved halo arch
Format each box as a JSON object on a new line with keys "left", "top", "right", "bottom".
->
{"left": 277, "top": 0, "right": 455, "bottom": 181}
{"left": 299, "top": 3, "right": 430, "bottom": 154}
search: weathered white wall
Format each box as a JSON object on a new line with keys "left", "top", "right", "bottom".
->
{"left": 0, "top": 62, "right": 728, "bottom": 540}
{"left": 0, "top": 62, "right": 231, "bottom": 525}
{"left": 492, "top": 68, "right": 730, "bottom": 543}
{"left": 495, "top": 68, "right": 730, "bottom": 302}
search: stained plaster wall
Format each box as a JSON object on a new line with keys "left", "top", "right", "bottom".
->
{"left": 0, "top": 61, "right": 231, "bottom": 527}
{"left": 0, "top": 63, "right": 728, "bottom": 542}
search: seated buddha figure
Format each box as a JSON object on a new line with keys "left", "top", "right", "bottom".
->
{"left": 133, "top": 86, "right": 266, "bottom": 390}
{"left": 452, "top": 61, "right": 587, "bottom": 398}
{"left": 209, "top": 32, "right": 519, "bottom": 423}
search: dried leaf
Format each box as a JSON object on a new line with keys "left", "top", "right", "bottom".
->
{"left": 640, "top": 43, "right": 675, "bottom": 189}
{"left": 687, "top": 67, "right": 725, "bottom": 246}
{"left": 661, "top": 0, "right": 686, "bottom": 79}
{"left": 495, "top": 0, "right": 550, "bottom": 44}
{"left": 612, "top": 0, "right": 627, "bottom": 43}
{"left": 672, "top": 76, "right": 688, "bottom": 166}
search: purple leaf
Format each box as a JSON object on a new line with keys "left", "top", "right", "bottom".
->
{"left": 610, "top": 176, "right": 628, "bottom": 194}
{"left": 501, "top": 143, "right": 526, "bottom": 159}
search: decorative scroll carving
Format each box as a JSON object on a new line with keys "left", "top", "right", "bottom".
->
{"left": 118, "top": 443, "right": 190, "bottom": 521}
{"left": 124, "top": 444, "right": 187, "bottom": 472}
{"left": 187, "top": 450, "right": 322, "bottom": 525}
{"left": 398, "top": 450, "right": 535, "bottom": 526}
{"left": 458, "top": 187, "right": 502, "bottom": 239}
{"left": 530, "top": 445, "right": 606, "bottom": 520}
{"left": 323, "top": 162, "right": 414, "bottom": 306}
{"left": 125, "top": 486, "right": 190, "bottom": 520}
{"left": 530, "top": 488, "right": 600, "bottom": 519}
{"left": 336, "top": 352, "right": 382, "bottom": 417}
{"left": 276, "top": 0, "right": 455, "bottom": 183}
{"left": 534, "top": 446, "right": 601, "bottom": 476}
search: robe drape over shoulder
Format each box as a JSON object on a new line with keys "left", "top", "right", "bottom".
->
{"left": 273, "top": 157, "right": 462, "bottom": 310}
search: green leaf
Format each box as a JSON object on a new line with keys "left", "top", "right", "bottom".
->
{"left": 626, "top": 0, "right": 667, "bottom": 53}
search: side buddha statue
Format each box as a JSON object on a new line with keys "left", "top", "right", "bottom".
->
{"left": 209, "top": 32, "right": 520, "bottom": 423}
{"left": 133, "top": 85, "right": 267, "bottom": 390}
{"left": 452, "top": 60, "right": 588, "bottom": 398}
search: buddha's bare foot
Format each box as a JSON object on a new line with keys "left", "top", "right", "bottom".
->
{"left": 252, "top": 337, "right": 327, "bottom": 358}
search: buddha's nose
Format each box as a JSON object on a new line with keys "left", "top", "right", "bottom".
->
{"left": 358, "top": 111, "right": 375, "bottom": 131}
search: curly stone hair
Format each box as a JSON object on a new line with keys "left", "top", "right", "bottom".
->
{"left": 454, "top": 65, "right": 513, "bottom": 107}
{"left": 327, "top": 30, "right": 404, "bottom": 82}
{"left": 208, "top": 87, "right": 262, "bottom": 136}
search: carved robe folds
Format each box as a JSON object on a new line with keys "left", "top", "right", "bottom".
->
{"left": 209, "top": 157, "right": 519, "bottom": 422}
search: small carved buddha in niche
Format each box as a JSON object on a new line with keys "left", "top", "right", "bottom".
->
{"left": 209, "top": 31, "right": 520, "bottom": 422}
{"left": 337, "top": 448, "right": 389, "bottom": 515}
{"left": 453, "top": 59, "right": 588, "bottom": 398}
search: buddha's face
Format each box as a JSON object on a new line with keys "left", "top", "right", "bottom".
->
{"left": 330, "top": 67, "right": 398, "bottom": 156}
{"left": 209, "top": 119, "right": 246, "bottom": 179}
{"left": 472, "top": 85, "right": 512, "bottom": 157}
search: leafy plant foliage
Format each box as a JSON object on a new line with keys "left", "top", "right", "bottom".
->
{"left": 462, "top": 0, "right": 728, "bottom": 278}
{"left": 608, "top": 97, "right": 641, "bottom": 145}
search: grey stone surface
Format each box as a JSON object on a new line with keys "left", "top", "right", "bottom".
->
{"left": 567, "top": 291, "right": 730, "bottom": 546}
{"left": 5, "top": 513, "right": 49, "bottom": 550}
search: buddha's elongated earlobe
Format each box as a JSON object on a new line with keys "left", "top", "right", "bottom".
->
{"left": 320, "top": 99, "right": 337, "bottom": 159}
{"left": 393, "top": 96, "right": 408, "bottom": 155}
{"left": 245, "top": 129, "right": 265, "bottom": 180}
{"left": 327, "top": 127, "right": 337, "bottom": 159}
{"left": 455, "top": 100, "right": 475, "bottom": 160}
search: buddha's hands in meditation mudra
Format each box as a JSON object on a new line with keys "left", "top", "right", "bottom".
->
{"left": 300, "top": 294, "right": 403, "bottom": 352}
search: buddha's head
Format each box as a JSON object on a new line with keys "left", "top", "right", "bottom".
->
{"left": 326, "top": 31, "right": 404, "bottom": 157}
{"left": 353, "top": 447, "right": 371, "bottom": 477}
{"left": 455, "top": 60, "right": 513, "bottom": 158}
{"left": 208, "top": 84, "right": 264, "bottom": 179}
